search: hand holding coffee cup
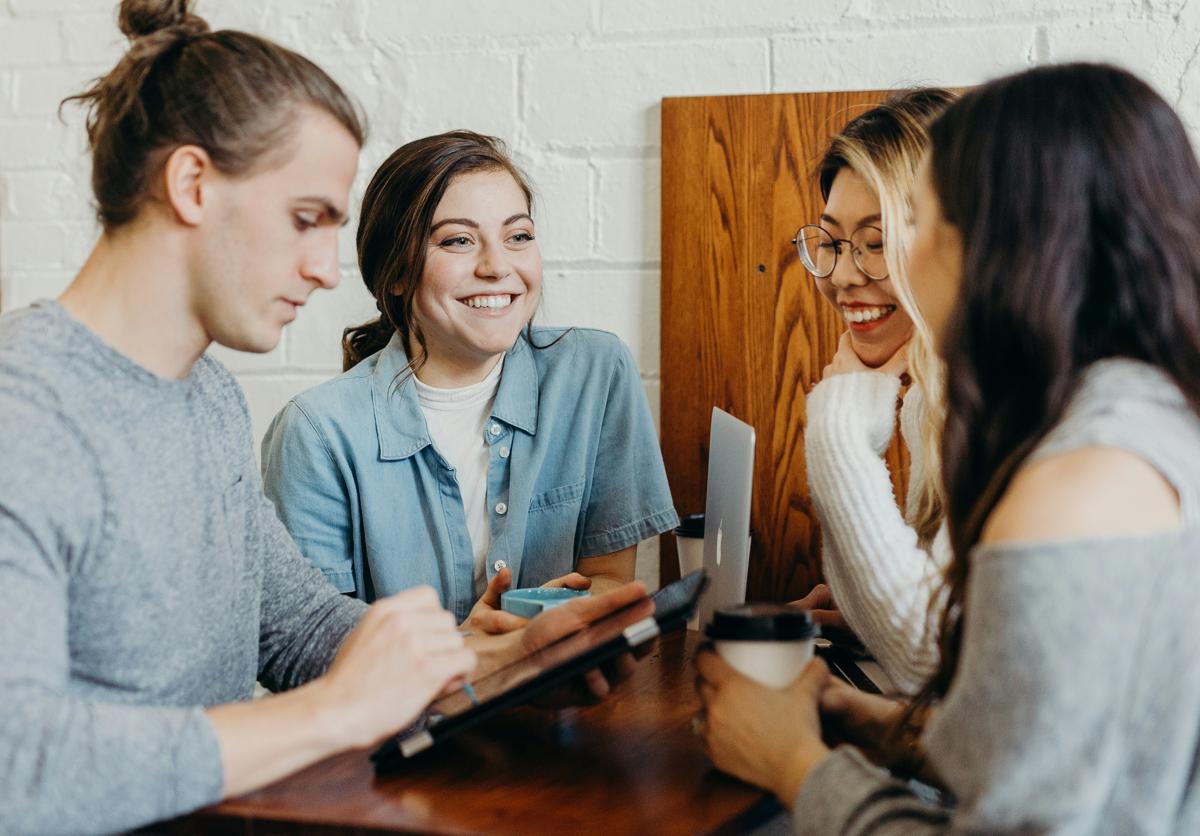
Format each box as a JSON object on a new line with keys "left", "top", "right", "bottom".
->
{"left": 705, "top": 604, "right": 817, "bottom": 689}
{"left": 693, "top": 621, "right": 833, "bottom": 803}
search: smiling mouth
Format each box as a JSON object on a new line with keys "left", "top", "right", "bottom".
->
{"left": 460, "top": 294, "right": 515, "bottom": 310}
{"left": 840, "top": 304, "right": 896, "bottom": 324}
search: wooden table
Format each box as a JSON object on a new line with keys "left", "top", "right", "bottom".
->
{"left": 166, "top": 630, "right": 780, "bottom": 835}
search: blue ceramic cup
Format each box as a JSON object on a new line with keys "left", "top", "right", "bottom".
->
{"left": 500, "top": 587, "right": 591, "bottom": 618}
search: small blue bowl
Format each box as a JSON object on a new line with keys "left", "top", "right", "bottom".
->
{"left": 500, "top": 587, "right": 590, "bottom": 618}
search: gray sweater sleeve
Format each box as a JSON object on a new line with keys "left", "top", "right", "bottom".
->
{"left": 250, "top": 471, "right": 366, "bottom": 692}
{"left": 0, "top": 402, "right": 223, "bottom": 835}
{"left": 215, "top": 378, "right": 366, "bottom": 693}
{"left": 792, "top": 535, "right": 1173, "bottom": 835}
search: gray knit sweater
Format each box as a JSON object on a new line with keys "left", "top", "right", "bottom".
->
{"left": 0, "top": 301, "right": 367, "bottom": 835}
{"left": 794, "top": 359, "right": 1200, "bottom": 834}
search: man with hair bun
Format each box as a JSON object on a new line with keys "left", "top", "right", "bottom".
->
{"left": 0, "top": 2, "right": 645, "bottom": 833}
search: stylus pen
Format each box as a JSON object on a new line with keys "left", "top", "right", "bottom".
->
{"left": 463, "top": 682, "right": 480, "bottom": 707}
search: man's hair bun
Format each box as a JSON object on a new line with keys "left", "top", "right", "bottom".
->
{"left": 117, "top": 0, "right": 208, "bottom": 40}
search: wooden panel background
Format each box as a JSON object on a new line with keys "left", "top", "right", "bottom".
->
{"left": 659, "top": 90, "right": 910, "bottom": 602}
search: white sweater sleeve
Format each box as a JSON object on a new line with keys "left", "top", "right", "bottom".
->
{"left": 804, "top": 373, "right": 946, "bottom": 695}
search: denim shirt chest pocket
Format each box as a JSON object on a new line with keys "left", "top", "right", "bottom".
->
{"left": 528, "top": 478, "right": 585, "bottom": 512}
{"left": 522, "top": 478, "right": 586, "bottom": 581}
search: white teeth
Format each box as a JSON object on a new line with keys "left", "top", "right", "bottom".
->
{"left": 841, "top": 305, "right": 895, "bottom": 324}
{"left": 464, "top": 294, "right": 513, "bottom": 309}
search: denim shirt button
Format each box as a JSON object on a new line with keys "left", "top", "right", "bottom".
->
{"left": 493, "top": 559, "right": 507, "bottom": 573}
{"left": 499, "top": 445, "right": 510, "bottom": 459}
{"left": 489, "top": 423, "right": 502, "bottom": 437}
{"left": 495, "top": 502, "right": 508, "bottom": 515}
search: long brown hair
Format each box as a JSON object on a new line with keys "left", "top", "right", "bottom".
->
{"left": 63, "top": 0, "right": 365, "bottom": 231}
{"left": 817, "top": 88, "right": 957, "bottom": 548}
{"left": 344, "top": 130, "right": 536, "bottom": 374}
{"left": 909, "top": 64, "right": 1200, "bottom": 726}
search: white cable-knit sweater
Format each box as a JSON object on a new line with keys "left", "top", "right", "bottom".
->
{"left": 804, "top": 372, "right": 947, "bottom": 695}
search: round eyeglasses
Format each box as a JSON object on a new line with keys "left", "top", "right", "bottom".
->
{"left": 791, "top": 224, "right": 888, "bottom": 281}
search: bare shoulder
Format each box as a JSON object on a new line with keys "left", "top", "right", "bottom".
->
{"left": 981, "top": 446, "right": 1182, "bottom": 546}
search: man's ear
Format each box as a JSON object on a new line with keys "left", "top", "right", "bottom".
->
{"left": 161, "top": 144, "right": 214, "bottom": 227}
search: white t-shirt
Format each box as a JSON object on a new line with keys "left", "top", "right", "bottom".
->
{"left": 414, "top": 359, "right": 504, "bottom": 598}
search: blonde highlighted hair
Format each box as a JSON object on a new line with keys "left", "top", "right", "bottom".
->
{"left": 817, "top": 88, "right": 957, "bottom": 547}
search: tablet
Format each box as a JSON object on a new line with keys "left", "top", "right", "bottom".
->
{"left": 371, "top": 570, "right": 709, "bottom": 767}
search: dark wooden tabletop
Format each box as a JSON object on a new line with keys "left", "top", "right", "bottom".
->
{"left": 165, "top": 629, "right": 779, "bottom": 835}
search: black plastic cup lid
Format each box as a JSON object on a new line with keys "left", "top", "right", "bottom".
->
{"left": 674, "top": 513, "right": 704, "bottom": 538}
{"left": 705, "top": 604, "right": 816, "bottom": 641}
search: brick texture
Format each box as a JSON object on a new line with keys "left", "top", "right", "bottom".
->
{"left": 3, "top": 0, "right": 1198, "bottom": 588}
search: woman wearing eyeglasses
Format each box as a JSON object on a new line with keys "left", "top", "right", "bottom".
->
{"left": 794, "top": 89, "right": 955, "bottom": 695}
{"left": 697, "top": 61, "right": 1200, "bottom": 834}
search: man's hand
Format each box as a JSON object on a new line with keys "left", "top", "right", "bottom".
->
{"left": 316, "top": 586, "right": 476, "bottom": 748}
{"left": 209, "top": 587, "right": 474, "bottom": 798}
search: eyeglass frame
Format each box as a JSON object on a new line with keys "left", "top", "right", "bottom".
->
{"left": 790, "top": 223, "right": 889, "bottom": 281}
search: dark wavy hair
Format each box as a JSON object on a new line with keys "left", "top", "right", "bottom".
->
{"left": 912, "top": 63, "right": 1200, "bottom": 720}
{"left": 344, "top": 130, "right": 539, "bottom": 374}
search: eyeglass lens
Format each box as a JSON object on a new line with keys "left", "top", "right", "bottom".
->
{"left": 795, "top": 225, "right": 887, "bottom": 280}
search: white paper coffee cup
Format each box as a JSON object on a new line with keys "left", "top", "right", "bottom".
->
{"left": 706, "top": 604, "right": 817, "bottom": 689}
{"left": 675, "top": 513, "right": 705, "bottom": 577}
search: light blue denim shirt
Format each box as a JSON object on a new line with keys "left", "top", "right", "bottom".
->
{"left": 261, "top": 327, "right": 678, "bottom": 621}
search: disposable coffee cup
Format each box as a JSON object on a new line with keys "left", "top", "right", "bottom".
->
{"left": 675, "top": 513, "right": 705, "bottom": 575}
{"left": 706, "top": 604, "right": 817, "bottom": 689}
{"left": 674, "top": 514, "right": 705, "bottom": 629}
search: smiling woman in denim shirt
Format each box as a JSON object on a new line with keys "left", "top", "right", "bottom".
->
{"left": 261, "top": 131, "right": 678, "bottom": 632}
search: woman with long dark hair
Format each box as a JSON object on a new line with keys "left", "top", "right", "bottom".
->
{"left": 696, "top": 62, "right": 1200, "bottom": 832}
{"left": 261, "top": 131, "right": 677, "bottom": 631}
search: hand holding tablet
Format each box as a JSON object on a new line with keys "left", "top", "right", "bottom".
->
{"left": 464, "top": 580, "right": 652, "bottom": 689}
{"left": 373, "top": 572, "right": 708, "bottom": 766}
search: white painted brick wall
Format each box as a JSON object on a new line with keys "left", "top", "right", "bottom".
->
{"left": 3, "top": 0, "right": 1199, "bottom": 587}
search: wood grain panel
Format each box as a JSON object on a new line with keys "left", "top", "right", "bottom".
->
{"left": 661, "top": 91, "right": 911, "bottom": 602}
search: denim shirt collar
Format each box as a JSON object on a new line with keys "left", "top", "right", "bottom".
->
{"left": 371, "top": 331, "right": 540, "bottom": 461}
{"left": 492, "top": 335, "right": 540, "bottom": 435}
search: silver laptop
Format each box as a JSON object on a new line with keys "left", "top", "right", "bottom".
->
{"left": 697, "top": 407, "right": 756, "bottom": 630}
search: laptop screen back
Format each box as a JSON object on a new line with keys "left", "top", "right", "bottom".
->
{"left": 697, "top": 407, "right": 755, "bottom": 629}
